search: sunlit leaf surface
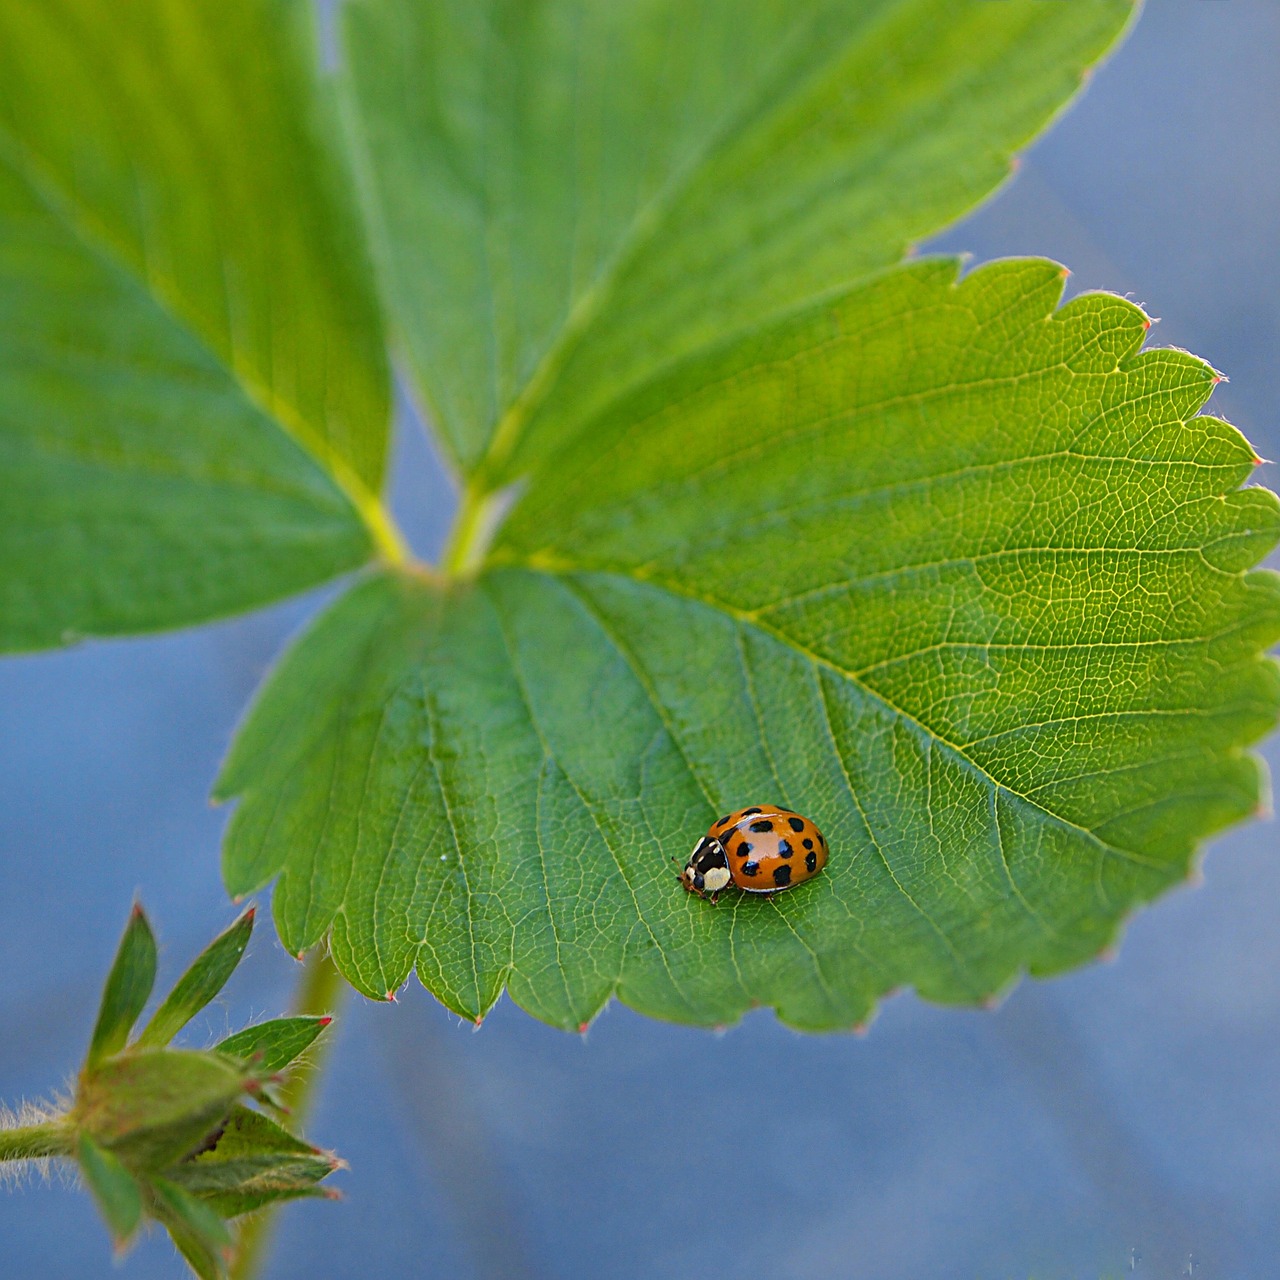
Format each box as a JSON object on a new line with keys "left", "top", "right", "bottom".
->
{"left": 220, "top": 259, "right": 1280, "bottom": 1029}
{"left": 342, "top": 0, "right": 1134, "bottom": 478}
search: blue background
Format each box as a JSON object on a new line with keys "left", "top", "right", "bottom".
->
{"left": 2, "top": 3, "right": 1278, "bottom": 1277}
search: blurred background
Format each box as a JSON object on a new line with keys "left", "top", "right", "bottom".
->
{"left": 2, "top": 2, "right": 1278, "bottom": 1277}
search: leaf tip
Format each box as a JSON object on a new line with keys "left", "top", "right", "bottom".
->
{"left": 384, "top": 991, "right": 397, "bottom": 1004}
{"left": 1097, "top": 945, "right": 1120, "bottom": 965}
{"left": 318, "top": 1016, "right": 333, "bottom": 1028}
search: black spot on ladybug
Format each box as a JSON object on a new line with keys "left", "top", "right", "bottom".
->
{"left": 749, "top": 819, "right": 773, "bottom": 833}
{"left": 818, "top": 832, "right": 827, "bottom": 846}
{"left": 716, "top": 815, "right": 731, "bottom": 828}
{"left": 694, "top": 873, "right": 705, "bottom": 890}
{"left": 803, "top": 838, "right": 814, "bottom": 850}
{"left": 773, "top": 865, "right": 792, "bottom": 887}
{"left": 737, "top": 841, "right": 752, "bottom": 857}
{"left": 742, "top": 861, "right": 760, "bottom": 876}
{"left": 777, "top": 840, "right": 793, "bottom": 858}
{"left": 788, "top": 817, "right": 805, "bottom": 833}
{"left": 742, "top": 807, "right": 762, "bottom": 815}
{"left": 805, "top": 851, "right": 817, "bottom": 872}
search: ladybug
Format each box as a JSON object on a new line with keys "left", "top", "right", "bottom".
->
{"left": 677, "top": 806, "right": 828, "bottom": 901}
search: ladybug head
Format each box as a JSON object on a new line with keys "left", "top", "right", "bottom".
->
{"left": 678, "top": 836, "right": 731, "bottom": 899}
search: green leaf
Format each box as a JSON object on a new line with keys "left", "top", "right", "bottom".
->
{"left": 77, "top": 1048, "right": 253, "bottom": 1169}
{"left": 216, "top": 1016, "right": 331, "bottom": 1074}
{"left": 135, "top": 909, "right": 255, "bottom": 1050}
{"left": 218, "top": 259, "right": 1280, "bottom": 1031}
{"left": 191, "top": 1105, "right": 318, "bottom": 1160}
{"left": 340, "top": 0, "right": 1134, "bottom": 481}
{"left": 0, "top": 0, "right": 396, "bottom": 654}
{"left": 166, "top": 1106, "right": 338, "bottom": 1219}
{"left": 87, "top": 905, "right": 157, "bottom": 1065}
{"left": 149, "top": 1178, "right": 233, "bottom": 1280}
{"left": 77, "top": 1134, "right": 143, "bottom": 1248}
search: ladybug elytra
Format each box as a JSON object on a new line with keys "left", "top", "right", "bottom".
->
{"left": 677, "top": 806, "right": 828, "bottom": 902}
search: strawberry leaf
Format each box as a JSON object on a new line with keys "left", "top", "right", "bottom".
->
{"left": 0, "top": 0, "right": 396, "bottom": 653}
{"left": 218, "top": 259, "right": 1280, "bottom": 1029}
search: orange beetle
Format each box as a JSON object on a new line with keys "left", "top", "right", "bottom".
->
{"left": 677, "top": 806, "right": 828, "bottom": 901}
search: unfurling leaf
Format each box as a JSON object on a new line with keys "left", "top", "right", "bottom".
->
{"left": 136, "top": 908, "right": 255, "bottom": 1050}
{"left": 217, "top": 1016, "right": 332, "bottom": 1075}
{"left": 87, "top": 905, "right": 157, "bottom": 1066}
{"left": 55, "top": 907, "right": 341, "bottom": 1273}
{"left": 149, "top": 1178, "right": 234, "bottom": 1280}
{"left": 76, "top": 1134, "right": 143, "bottom": 1248}
{"left": 165, "top": 1106, "right": 340, "bottom": 1218}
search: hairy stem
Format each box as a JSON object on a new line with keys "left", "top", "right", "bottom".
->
{"left": 0, "top": 1120, "right": 72, "bottom": 1162}
{"left": 229, "top": 947, "right": 346, "bottom": 1280}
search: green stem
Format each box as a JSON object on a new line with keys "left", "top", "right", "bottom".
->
{"left": 229, "top": 947, "right": 346, "bottom": 1280}
{"left": 438, "top": 479, "right": 520, "bottom": 579}
{"left": 439, "top": 481, "right": 488, "bottom": 576}
{"left": 0, "top": 1120, "right": 73, "bottom": 1162}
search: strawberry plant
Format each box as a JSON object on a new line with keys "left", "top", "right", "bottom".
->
{"left": 2, "top": 1, "right": 1276, "bottom": 1274}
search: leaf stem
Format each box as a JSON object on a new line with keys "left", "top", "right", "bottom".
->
{"left": 229, "top": 947, "right": 346, "bottom": 1280}
{"left": 439, "top": 476, "right": 524, "bottom": 578}
{"left": 332, "top": 455, "right": 409, "bottom": 567}
{"left": 439, "top": 482, "right": 489, "bottom": 577}
{"left": 0, "top": 1120, "right": 73, "bottom": 1163}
